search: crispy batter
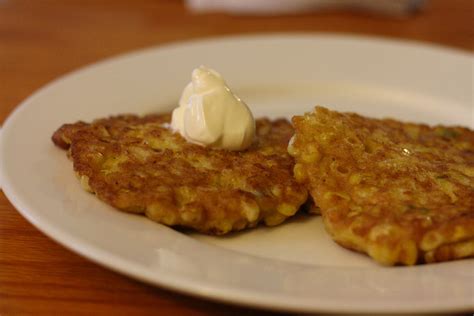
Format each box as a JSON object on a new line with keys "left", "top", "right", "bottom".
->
{"left": 289, "top": 106, "right": 474, "bottom": 265}
{"left": 53, "top": 114, "right": 307, "bottom": 235}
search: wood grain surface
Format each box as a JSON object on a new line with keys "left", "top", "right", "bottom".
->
{"left": 0, "top": 0, "right": 473, "bottom": 315}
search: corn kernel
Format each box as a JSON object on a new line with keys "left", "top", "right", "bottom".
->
{"left": 301, "top": 151, "right": 320, "bottom": 163}
{"left": 79, "top": 175, "right": 92, "bottom": 192}
{"left": 181, "top": 206, "right": 203, "bottom": 223}
{"left": 147, "top": 203, "right": 177, "bottom": 225}
{"left": 287, "top": 136, "right": 298, "bottom": 156}
{"left": 349, "top": 173, "right": 362, "bottom": 185}
{"left": 271, "top": 186, "right": 282, "bottom": 197}
{"left": 400, "top": 240, "right": 418, "bottom": 265}
{"left": 277, "top": 203, "right": 298, "bottom": 216}
{"left": 264, "top": 212, "right": 286, "bottom": 226}
{"left": 420, "top": 231, "right": 444, "bottom": 251}
{"left": 293, "top": 163, "right": 306, "bottom": 182}
{"left": 368, "top": 244, "right": 398, "bottom": 266}
{"left": 241, "top": 200, "right": 260, "bottom": 222}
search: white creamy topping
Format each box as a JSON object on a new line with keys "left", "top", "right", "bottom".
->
{"left": 171, "top": 66, "right": 255, "bottom": 151}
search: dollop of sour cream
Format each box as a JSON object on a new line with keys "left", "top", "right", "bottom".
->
{"left": 171, "top": 66, "right": 255, "bottom": 151}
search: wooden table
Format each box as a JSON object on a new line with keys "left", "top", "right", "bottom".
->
{"left": 1, "top": 1, "right": 472, "bottom": 314}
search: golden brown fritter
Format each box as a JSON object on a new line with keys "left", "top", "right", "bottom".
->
{"left": 53, "top": 113, "right": 307, "bottom": 235}
{"left": 289, "top": 106, "right": 474, "bottom": 265}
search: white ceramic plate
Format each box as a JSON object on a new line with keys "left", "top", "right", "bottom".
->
{"left": 1, "top": 34, "right": 473, "bottom": 314}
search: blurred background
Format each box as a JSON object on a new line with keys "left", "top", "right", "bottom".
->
{"left": 1, "top": 0, "right": 472, "bottom": 122}
{"left": 0, "top": 0, "right": 472, "bottom": 315}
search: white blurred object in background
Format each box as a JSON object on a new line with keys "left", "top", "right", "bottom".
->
{"left": 186, "top": 0, "right": 426, "bottom": 16}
